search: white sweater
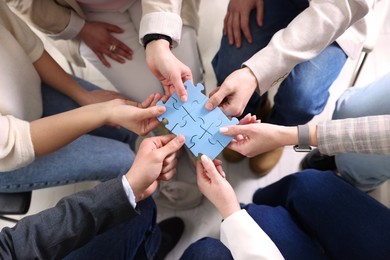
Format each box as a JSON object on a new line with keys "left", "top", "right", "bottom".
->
{"left": 0, "top": 2, "right": 44, "bottom": 171}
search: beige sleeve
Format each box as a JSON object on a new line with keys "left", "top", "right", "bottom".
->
{"left": 0, "top": 115, "right": 35, "bottom": 172}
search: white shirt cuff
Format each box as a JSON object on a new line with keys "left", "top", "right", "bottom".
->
{"left": 121, "top": 175, "right": 137, "bottom": 208}
{"left": 139, "top": 12, "right": 182, "bottom": 47}
{"left": 221, "top": 209, "right": 284, "bottom": 259}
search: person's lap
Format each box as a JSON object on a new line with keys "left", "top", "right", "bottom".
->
{"left": 211, "top": 0, "right": 347, "bottom": 124}
{"left": 253, "top": 170, "right": 390, "bottom": 259}
{"left": 0, "top": 134, "right": 134, "bottom": 192}
{"left": 332, "top": 72, "right": 390, "bottom": 190}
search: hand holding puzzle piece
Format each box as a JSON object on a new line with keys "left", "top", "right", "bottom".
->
{"left": 156, "top": 81, "right": 239, "bottom": 159}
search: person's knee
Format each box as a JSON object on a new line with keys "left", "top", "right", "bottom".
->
{"left": 181, "top": 237, "right": 233, "bottom": 259}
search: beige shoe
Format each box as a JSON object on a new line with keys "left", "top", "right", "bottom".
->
{"left": 249, "top": 147, "right": 284, "bottom": 177}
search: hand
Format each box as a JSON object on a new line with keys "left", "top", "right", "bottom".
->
{"left": 206, "top": 67, "right": 258, "bottom": 116}
{"left": 197, "top": 155, "right": 240, "bottom": 219}
{"left": 224, "top": 0, "right": 264, "bottom": 48}
{"left": 126, "top": 135, "right": 185, "bottom": 201}
{"left": 145, "top": 40, "right": 192, "bottom": 102}
{"left": 78, "top": 21, "right": 133, "bottom": 68}
{"left": 220, "top": 121, "right": 292, "bottom": 157}
{"left": 104, "top": 95, "right": 166, "bottom": 136}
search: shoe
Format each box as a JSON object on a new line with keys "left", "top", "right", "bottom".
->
{"left": 156, "top": 181, "right": 203, "bottom": 210}
{"left": 254, "top": 94, "right": 272, "bottom": 122}
{"left": 222, "top": 148, "right": 245, "bottom": 162}
{"left": 155, "top": 217, "right": 185, "bottom": 260}
{"left": 300, "top": 148, "right": 336, "bottom": 171}
{"left": 249, "top": 147, "right": 284, "bottom": 177}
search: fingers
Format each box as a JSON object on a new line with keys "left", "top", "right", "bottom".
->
{"left": 240, "top": 13, "right": 252, "bottom": 44}
{"left": 256, "top": 0, "right": 265, "bottom": 27}
{"left": 172, "top": 80, "right": 187, "bottom": 102}
{"left": 232, "top": 13, "right": 242, "bottom": 48}
{"left": 157, "top": 135, "right": 185, "bottom": 158}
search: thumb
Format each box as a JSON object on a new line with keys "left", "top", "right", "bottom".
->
{"left": 200, "top": 155, "right": 221, "bottom": 181}
{"left": 219, "top": 124, "right": 249, "bottom": 137}
{"left": 140, "top": 105, "right": 166, "bottom": 119}
{"left": 205, "top": 87, "right": 228, "bottom": 111}
{"left": 158, "top": 135, "right": 185, "bottom": 157}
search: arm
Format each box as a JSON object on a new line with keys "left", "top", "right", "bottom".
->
{"left": 33, "top": 51, "right": 128, "bottom": 106}
{"left": 0, "top": 96, "right": 166, "bottom": 171}
{"left": 30, "top": 97, "right": 166, "bottom": 156}
{"left": 220, "top": 114, "right": 390, "bottom": 157}
{"left": 140, "top": 0, "right": 192, "bottom": 102}
{"left": 0, "top": 134, "right": 185, "bottom": 259}
{"left": 244, "top": 0, "right": 374, "bottom": 94}
{"left": 196, "top": 155, "right": 283, "bottom": 259}
{"left": 206, "top": 0, "right": 375, "bottom": 115}
{"left": 7, "top": 0, "right": 133, "bottom": 67}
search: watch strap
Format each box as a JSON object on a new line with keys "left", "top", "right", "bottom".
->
{"left": 293, "top": 124, "right": 312, "bottom": 152}
{"left": 143, "top": 34, "right": 173, "bottom": 49}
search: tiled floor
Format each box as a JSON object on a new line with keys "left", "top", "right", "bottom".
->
{"left": 2, "top": 1, "right": 390, "bottom": 259}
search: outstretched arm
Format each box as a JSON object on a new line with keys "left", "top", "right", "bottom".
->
{"left": 0, "top": 135, "right": 185, "bottom": 259}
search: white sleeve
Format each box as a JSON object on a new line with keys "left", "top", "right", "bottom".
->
{"left": 220, "top": 209, "right": 284, "bottom": 260}
{"left": 50, "top": 10, "right": 85, "bottom": 40}
{"left": 139, "top": 0, "right": 183, "bottom": 46}
{"left": 0, "top": 115, "right": 35, "bottom": 172}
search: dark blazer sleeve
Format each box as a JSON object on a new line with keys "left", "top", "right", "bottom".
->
{"left": 0, "top": 177, "right": 138, "bottom": 259}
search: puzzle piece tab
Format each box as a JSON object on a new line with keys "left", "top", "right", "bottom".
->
{"left": 156, "top": 80, "right": 238, "bottom": 160}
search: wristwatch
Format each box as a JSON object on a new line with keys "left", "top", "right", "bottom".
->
{"left": 293, "top": 124, "right": 312, "bottom": 152}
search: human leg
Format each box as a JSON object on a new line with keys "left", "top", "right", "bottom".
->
{"left": 181, "top": 204, "right": 326, "bottom": 259}
{"left": 180, "top": 237, "right": 233, "bottom": 260}
{"left": 212, "top": 0, "right": 307, "bottom": 118}
{"left": 269, "top": 42, "right": 347, "bottom": 126}
{"left": 0, "top": 135, "right": 134, "bottom": 192}
{"left": 253, "top": 170, "right": 390, "bottom": 259}
{"left": 64, "top": 197, "right": 160, "bottom": 260}
{"left": 333, "top": 73, "right": 390, "bottom": 190}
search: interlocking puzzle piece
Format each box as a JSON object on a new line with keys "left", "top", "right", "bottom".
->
{"left": 156, "top": 80, "right": 238, "bottom": 159}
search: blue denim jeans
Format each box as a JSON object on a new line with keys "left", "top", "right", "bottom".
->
{"left": 65, "top": 197, "right": 161, "bottom": 260}
{"left": 212, "top": 0, "right": 347, "bottom": 125}
{"left": 0, "top": 77, "right": 137, "bottom": 192}
{"left": 332, "top": 72, "right": 390, "bottom": 190}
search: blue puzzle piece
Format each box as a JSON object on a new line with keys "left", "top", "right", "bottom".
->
{"left": 156, "top": 80, "right": 238, "bottom": 159}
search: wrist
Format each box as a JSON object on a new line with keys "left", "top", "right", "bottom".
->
{"left": 293, "top": 124, "right": 312, "bottom": 152}
{"left": 242, "top": 67, "right": 258, "bottom": 91}
{"left": 143, "top": 34, "right": 173, "bottom": 49}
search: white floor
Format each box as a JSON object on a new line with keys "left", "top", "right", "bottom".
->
{"left": 2, "top": 1, "right": 390, "bottom": 259}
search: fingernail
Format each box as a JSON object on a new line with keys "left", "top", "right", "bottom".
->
{"left": 221, "top": 171, "right": 226, "bottom": 178}
{"left": 201, "top": 154, "right": 209, "bottom": 164}
{"left": 205, "top": 103, "right": 213, "bottom": 110}
{"left": 219, "top": 127, "right": 228, "bottom": 133}
{"left": 177, "top": 135, "right": 185, "bottom": 143}
{"left": 181, "top": 95, "right": 188, "bottom": 102}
